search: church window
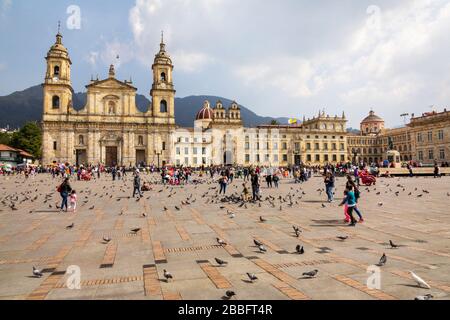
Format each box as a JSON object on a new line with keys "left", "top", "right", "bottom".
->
{"left": 54, "top": 66, "right": 60, "bottom": 77}
{"left": 160, "top": 100, "right": 168, "bottom": 113}
{"left": 138, "top": 136, "right": 144, "bottom": 146}
{"left": 52, "top": 96, "right": 60, "bottom": 109}
{"left": 79, "top": 135, "right": 84, "bottom": 145}
{"left": 160, "top": 72, "right": 166, "bottom": 82}
{"left": 53, "top": 141, "right": 57, "bottom": 150}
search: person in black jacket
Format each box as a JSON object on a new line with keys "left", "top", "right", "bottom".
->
{"left": 59, "top": 178, "right": 72, "bottom": 213}
{"left": 133, "top": 171, "right": 142, "bottom": 198}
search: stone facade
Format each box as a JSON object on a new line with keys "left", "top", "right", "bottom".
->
{"left": 348, "top": 110, "right": 450, "bottom": 165}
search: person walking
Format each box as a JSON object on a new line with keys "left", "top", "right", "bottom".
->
{"left": 266, "top": 174, "right": 273, "bottom": 188}
{"left": 324, "top": 172, "right": 335, "bottom": 202}
{"left": 273, "top": 174, "right": 280, "bottom": 188}
{"left": 58, "top": 178, "right": 72, "bottom": 213}
{"left": 68, "top": 190, "right": 78, "bottom": 213}
{"left": 132, "top": 171, "right": 142, "bottom": 198}
{"left": 251, "top": 171, "right": 260, "bottom": 201}
{"left": 219, "top": 174, "right": 228, "bottom": 195}
{"left": 339, "top": 188, "right": 357, "bottom": 226}
{"left": 434, "top": 161, "right": 441, "bottom": 178}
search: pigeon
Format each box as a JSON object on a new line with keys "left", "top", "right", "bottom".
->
{"left": 414, "top": 294, "right": 433, "bottom": 300}
{"left": 293, "top": 226, "right": 301, "bottom": 233}
{"left": 259, "top": 216, "right": 267, "bottom": 223}
{"left": 296, "top": 245, "right": 304, "bottom": 254}
{"left": 389, "top": 240, "right": 399, "bottom": 249}
{"left": 103, "top": 236, "right": 111, "bottom": 243}
{"left": 337, "top": 236, "right": 348, "bottom": 241}
{"left": 131, "top": 228, "right": 141, "bottom": 234}
{"left": 302, "top": 269, "right": 318, "bottom": 278}
{"left": 225, "top": 290, "right": 236, "bottom": 298}
{"left": 378, "top": 253, "right": 387, "bottom": 266}
{"left": 142, "top": 213, "right": 147, "bottom": 217}
{"left": 253, "top": 239, "right": 263, "bottom": 246}
{"left": 32, "top": 266, "right": 43, "bottom": 278}
{"left": 175, "top": 206, "right": 180, "bottom": 211}
{"left": 163, "top": 206, "right": 168, "bottom": 211}
{"left": 217, "top": 238, "right": 227, "bottom": 246}
{"left": 89, "top": 206, "right": 95, "bottom": 210}
{"left": 258, "top": 245, "right": 267, "bottom": 253}
{"left": 215, "top": 258, "right": 228, "bottom": 266}
{"left": 294, "top": 230, "right": 301, "bottom": 238}
{"left": 163, "top": 269, "right": 173, "bottom": 282}
{"left": 246, "top": 273, "right": 258, "bottom": 282}
{"left": 321, "top": 203, "right": 326, "bottom": 208}
{"left": 66, "top": 223, "right": 74, "bottom": 230}
{"left": 410, "top": 271, "right": 431, "bottom": 289}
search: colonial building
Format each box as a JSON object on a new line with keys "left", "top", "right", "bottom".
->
{"left": 42, "top": 32, "right": 175, "bottom": 167}
{"left": 348, "top": 109, "right": 449, "bottom": 165}
{"left": 42, "top": 30, "right": 350, "bottom": 168}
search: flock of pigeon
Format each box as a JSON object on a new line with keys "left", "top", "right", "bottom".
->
{"left": 0, "top": 173, "right": 446, "bottom": 301}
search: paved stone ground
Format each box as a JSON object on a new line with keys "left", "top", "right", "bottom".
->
{"left": 0, "top": 173, "right": 449, "bottom": 300}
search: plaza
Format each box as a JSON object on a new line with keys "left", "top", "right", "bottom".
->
{"left": 0, "top": 173, "right": 449, "bottom": 300}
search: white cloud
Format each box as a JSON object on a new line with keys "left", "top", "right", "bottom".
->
{"left": 128, "top": 0, "right": 221, "bottom": 72}
{"left": 231, "top": 0, "right": 450, "bottom": 123}
{"left": 1, "top": 0, "right": 12, "bottom": 16}
{"left": 86, "top": 52, "right": 99, "bottom": 68}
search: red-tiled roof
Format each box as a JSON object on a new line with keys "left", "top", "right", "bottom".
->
{"left": 0, "top": 144, "right": 34, "bottom": 158}
{"left": 0, "top": 144, "right": 18, "bottom": 152}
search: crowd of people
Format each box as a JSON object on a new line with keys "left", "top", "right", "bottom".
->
{"left": 2, "top": 159, "right": 447, "bottom": 227}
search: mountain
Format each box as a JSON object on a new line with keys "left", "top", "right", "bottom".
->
{"left": 0, "top": 86, "right": 289, "bottom": 129}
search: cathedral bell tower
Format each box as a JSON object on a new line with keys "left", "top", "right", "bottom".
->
{"left": 150, "top": 32, "right": 176, "bottom": 125}
{"left": 43, "top": 26, "right": 73, "bottom": 116}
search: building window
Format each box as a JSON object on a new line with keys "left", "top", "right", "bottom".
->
{"left": 184, "top": 147, "right": 189, "bottom": 155}
{"left": 428, "top": 131, "right": 433, "bottom": 142}
{"left": 184, "top": 157, "right": 188, "bottom": 165}
{"left": 193, "top": 147, "right": 198, "bottom": 155}
{"left": 282, "top": 154, "right": 288, "bottom": 162}
{"left": 324, "top": 143, "right": 328, "bottom": 150}
{"left": 273, "top": 154, "right": 279, "bottom": 162}
{"left": 439, "top": 149, "right": 445, "bottom": 160}
{"left": 160, "top": 72, "right": 166, "bottom": 82}
{"left": 332, "top": 154, "right": 337, "bottom": 162}
{"left": 428, "top": 149, "right": 434, "bottom": 160}
{"left": 245, "top": 154, "right": 250, "bottom": 162}
{"left": 417, "top": 150, "right": 423, "bottom": 161}
{"left": 202, "top": 157, "right": 207, "bottom": 165}
{"left": 53, "top": 141, "right": 57, "bottom": 150}
{"left": 138, "top": 135, "right": 144, "bottom": 146}
{"left": 160, "top": 100, "right": 168, "bottom": 113}
{"left": 265, "top": 154, "right": 270, "bottom": 162}
{"left": 340, "top": 155, "right": 345, "bottom": 162}
{"left": 417, "top": 133, "right": 423, "bottom": 142}
{"left": 202, "top": 147, "right": 206, "bottom": 155}
{"left": 324, "top": 155, "right": 329, "bottom": 162}
{"left": 282, "top": 142, "right": 287, "bottom": 150}
{"left": 256, "top": 154, "right": 260, "bottom": 162}
{"left": 52, "top": 96, "right": 60, "bottom": 109}
{"left": 340, "top": 143, "right": 345, "bottom": 151}
{"left": 273, "top": 142, "right": 278, "bottom": 150}
{"left": 438, "top": 130, "right": 444, "bottom": 140}
{"left": 176, "top": 147, "right": 180, "bottom": 155}
{"left": 306, "top": 155, "right": 311, "bottom": 162}
{"left": 162, "top": 142, "right": 166, "bottom": 151}
{"left": 306, "top": 143, "right": 311, "bottom": 150}
{"left": 53, "top": 66, "right": 60, "bottom": 77}
{"left": 315, "top": 155, "right": 320, "bottom": 162}
{"left": 315, "top": 143, "right": 319, "bottom": 150}
{"left": 332, "top": 143, "right": 337, "bottom": 150}
{"left": 193, "top": 157, "right": 198, "bottom": 165}
{"left": 294, "top": 143, "right": 300, "bottom": 151}
{"left": 79, "top": 135, "right": 84, "bottom": 145}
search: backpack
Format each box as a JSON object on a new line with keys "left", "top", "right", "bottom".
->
{"left": 57, "top": 184, "right": 62, "bottom": 193}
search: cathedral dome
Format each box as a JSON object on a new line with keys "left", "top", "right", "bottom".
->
{"left": 361, "top": 110, "right": 384, "bottom": 123}
{"left": 196, "top": 101, "right": 214, "bottom": 120}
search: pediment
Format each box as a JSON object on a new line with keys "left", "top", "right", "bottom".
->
{"left": 86, "top": 78, "right": 137, "bottom": 91}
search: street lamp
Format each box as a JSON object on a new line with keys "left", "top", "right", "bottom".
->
{"left": 154, "top": 150, "right": 162, "bottom": 169}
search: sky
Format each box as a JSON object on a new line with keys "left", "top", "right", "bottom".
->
{"left": 1, "top": 0, "right": 450, "bottom": 127}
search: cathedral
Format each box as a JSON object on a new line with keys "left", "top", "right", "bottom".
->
{"left": 41, "top": 30, "right": 349, "bottom": 168}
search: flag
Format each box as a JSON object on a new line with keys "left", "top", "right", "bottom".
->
{"left": 289, "top": 118, "right": 298, "bottom": 125}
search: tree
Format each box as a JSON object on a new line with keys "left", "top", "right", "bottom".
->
{"left": 10, "top": 122, "right": 42, "bottom": 159}
{"left": 0, "top": 132, "right": 12, "bottom": 145}
{"left": 270, "top": 120, "right": 280, "bottom": 125}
